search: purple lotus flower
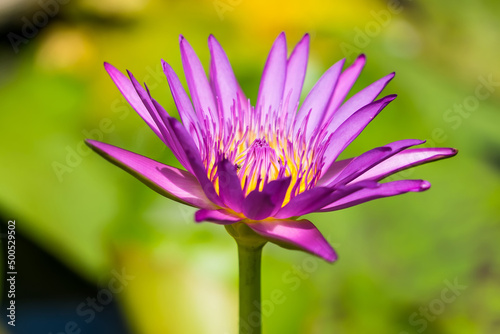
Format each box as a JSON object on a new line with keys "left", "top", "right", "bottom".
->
{"left": 87, "top": 33, "right": 456, "bottom": 262}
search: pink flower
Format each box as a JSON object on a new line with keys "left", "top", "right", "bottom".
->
{"left": 87, "top": 33, "right": 456, "bottom": 261}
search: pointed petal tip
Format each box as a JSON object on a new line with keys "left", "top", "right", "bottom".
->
{"left": 247, "top": 219, "right": 337, "bottom": 262}
{"left": 85, "top": 138, "right": 97, "bottom": 143}
{"left": 194, "top": 210, "right": 203, "bottom": 222}
{"left": 179, "top": 35, "right": 191, "bottom": 49}
{"left": 161, "top": 59, "right": 170, "bottom": 72}
{"left": 293, "top": 34, "right": 310, "bottom": 50}
{"left": 161, "top": 59, "right": 174, "bottom": 72}
{"left": 275, "top": 32, "right": 287, "bottom": 45}
{"left": 370, "top": 94, "right": 397, "bottom": 107}
{"left": 125, "top": 69, "right": 140, "bottom": 84}
{"left": 402, "top": 179, "right": 431, "bottom": 192}
{"left": 310, "top": 246, "right": 338, "bottom": 263}
{"left": 325, "top": 250, "right": 338, "bottom": 263}
{"left": 432, "top": 147, "right": 458, "bottom": 157}
{"left": 298, "top": 33, "right": 310, "bottom": 44}
{"left": 377, "top": 71, "right": 396, "bottom": 84}
{"left": 207, "top": 34, "right": 224, "bottom": 55}
{"left": 84, "top": 139, "right": 112, "bottom": 156}
{"left": 420, "top": 180, "right": 431, "bottom": 190}
{"left": 103, "top": 62, "right": 119, "bottom": 75}
{"left": 384, "top": 94, "right": 398, "bottom": 102}
{"left": 314, "top": 243, "right": 338, "bottom": 262}
{"left": 85, "top": 139, "right": 105, "bottom": 151}
{"left": 85, "top": 138, "right": 97, "bottom": 149}
{"left": 348, "top": 54, "right": 365, "bottom": 67}
{"left": 307, "top": 236, "right": 338, "bottom": 263}
{"left": 195, "top": 209, "right": 242, "bottom": 225}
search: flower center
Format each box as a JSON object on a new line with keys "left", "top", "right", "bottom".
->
{"left": 234, "top": 138, "right": 282, "bottom": 194}
{"left": 200, "top": 103, "right": 326, "bottom": 205}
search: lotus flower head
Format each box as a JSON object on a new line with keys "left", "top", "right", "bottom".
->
{"left": 87, "top": 33, "right": 456, "bottom": 261}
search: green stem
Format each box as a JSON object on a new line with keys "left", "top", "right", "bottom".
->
{"left": 226, "top": 223, "right": 267, "bottom": 334}
{"left": 238, "top": 242, "right": 263, "bottom": 334}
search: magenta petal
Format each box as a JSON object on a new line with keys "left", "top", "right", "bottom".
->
{"left": 167, "top": 117, "right": 224, "bottom": 206}
{"left": 275, "top": 181, "right": 374, "bottom": 219}
{"left": 247, "top": 219, "right": 337, "bottom": 262}
{"left": 353, "top": 147, "right": 458, "bottom": 182}
{"left": 321, "top": 95, "right": 397, "bottom": 174}
{"left": 323, "top": 139, "right": 425, "bottom": 187}
{"left": 195, "top": 209, "right": 242, "bottom": 225}
{"left": 126, "top": 71, "right": 194, "bottom": 172}
{"left": 127, "top": 69, "right": 170, "bottom": 121}
{"left": 217, "top": 159, "right": 244, "bottom": 212}
{"left": 208, "top": 35, "right": 242, "bottom": 121}
{"left": 324, "top": 54, "right": 366, "bottom": 118}
{"left": 147, "top": 97, "right": 198, "bottom": 176}
{"left": 326, "top": 72, "right": 395, "bottom": 134}
{"left": 294, "top": 58, "right": 345, "bottom": 139}
{"left": 327, "top": 147, "right": 391, "bottom": 184}
{"left": 320, "top": 179, "right": 431, "bottom": 211}
{"left": 243, "top": 177, "right": 291, "bottom": 220}
{"left": 283, "top": 34, "right": 309, "bottom": 129}
{"left": 179, "top": 36, "right": 218, "bottom": 126}
{"left": 162, "top": 60, "right": 199, "bottom": 132}
{"left": 126, "top": 70, "right": 170, "bottom": 137}
{"left": 275, "top": 187, "right": 333, "bottom": 219}
{"left": 104, "top": 62, "right": 165, "bottom": 142}
{"left": 316, "top": 158, "right": 354, "bottom": 187}
{"left": 86, "top": 140, "right": 215, "bottom": 209}
{"left": 256, "top": 33, "right": 287, "bottom": 117}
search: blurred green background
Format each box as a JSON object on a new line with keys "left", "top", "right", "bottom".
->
{"left": 0, "top": 0, "right": 499, "bottom": 333}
